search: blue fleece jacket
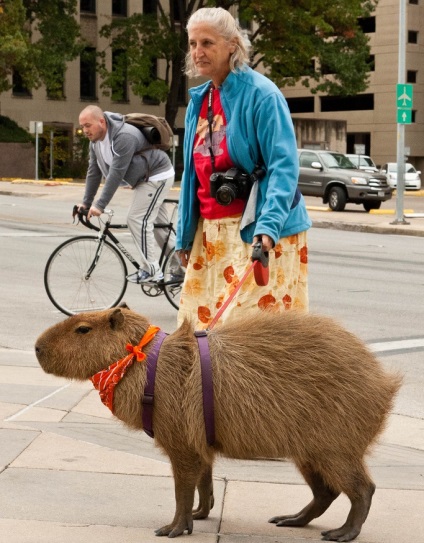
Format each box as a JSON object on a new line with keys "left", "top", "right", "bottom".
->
{"left": 176, "top": 67, "right": 311, "bottom": 251}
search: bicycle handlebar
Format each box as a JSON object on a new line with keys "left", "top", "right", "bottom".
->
{"left": 72, "top": 205, "right": 100, "bottom": 232}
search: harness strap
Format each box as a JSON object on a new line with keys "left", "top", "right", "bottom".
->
{"left": 194, "top": 330, "right": 215, "bottom": 446}
{"left": 142, "top": 330, "right": 168, "bottom": 438}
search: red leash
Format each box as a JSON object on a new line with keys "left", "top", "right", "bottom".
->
{"left": 207, "top": 242, "right": 269, "bottom": 330}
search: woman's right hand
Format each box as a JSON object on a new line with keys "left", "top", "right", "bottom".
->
{"left": 177, "top": 250, "right": 191, "bottom": 268}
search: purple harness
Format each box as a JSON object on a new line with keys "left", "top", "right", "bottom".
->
{"left": 142, "top": 329, "right": 215, "bottom": 446}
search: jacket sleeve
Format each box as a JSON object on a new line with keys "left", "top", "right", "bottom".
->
{"left": 252, "top": 92, "right": 299, "bottom": 244}
{"left": 95, "top": 132, "right": 145, "bottom": 211}
{"left": 82, "top": 145, "right": 103, "bottom": 208}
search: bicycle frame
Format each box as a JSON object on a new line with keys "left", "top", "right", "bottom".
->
{"left": 76, "top": 202, "right": 176, "bottom": 279}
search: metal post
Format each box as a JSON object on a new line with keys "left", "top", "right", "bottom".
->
{"left": 392, "top": 0, "right": 409, "bottom": 224}
{"left": 49, "top": 130, "right": 54, "bottom": 180}
{"left": 35, "top": 123, "right": 39, "bottom": 181}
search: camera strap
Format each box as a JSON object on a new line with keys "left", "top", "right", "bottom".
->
{"left": 207, "top": 83, "right": 216, "bottom": 173}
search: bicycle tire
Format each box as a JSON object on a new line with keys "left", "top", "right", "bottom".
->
{"left": 44, "top": 235, "right": 128, "bottom": 316}
{"left": 162, "top": 248, "right": 185, "bottom": 310}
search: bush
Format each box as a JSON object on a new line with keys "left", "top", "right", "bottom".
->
{"left": 0, "top": 115, "right": 34, "bottom": 143}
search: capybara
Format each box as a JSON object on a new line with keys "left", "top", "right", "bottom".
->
{"left": 35, "top": 307, "right": 401, "bottom": 541}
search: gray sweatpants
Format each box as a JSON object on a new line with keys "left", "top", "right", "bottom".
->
{"left": 127, "top": 175, "right": 175, "bottom": 274}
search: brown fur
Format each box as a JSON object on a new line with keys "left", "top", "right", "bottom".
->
{"left": 35, "top": 308, "right": 402, "bottom": 541}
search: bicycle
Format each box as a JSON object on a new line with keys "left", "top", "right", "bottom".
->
{"left": 44, "top": 199, "right": 184, "bottom": 316}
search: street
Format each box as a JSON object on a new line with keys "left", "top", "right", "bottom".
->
{"left": 0, "top": 186, "right": 423, "bottom": 418}
{"left": 0, "top": 184, "right": 423, "bottom": 543}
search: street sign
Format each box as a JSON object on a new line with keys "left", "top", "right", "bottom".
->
{"left": 397, "top": 109, "right": 412, "bottom": 124}
{"left": 396, "top": 84, "right": 413, "bottom": 124}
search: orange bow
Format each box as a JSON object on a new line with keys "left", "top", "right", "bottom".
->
{"left": 91, "top": 325, "right": 160, "bottom": 412}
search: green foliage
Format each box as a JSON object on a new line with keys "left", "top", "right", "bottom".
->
{"left": 0, "top": 115, "right": 33, "bottom": 142}
{"left": 0, "top": 0, "right": 83, "bottom": 97}
{"left": 97, "top": 0, "right": 378, "bottom": 128}
{"left": 239, "top": 0, "right": 377, "bottom": 96}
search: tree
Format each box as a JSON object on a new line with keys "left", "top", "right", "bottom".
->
{"left": 97, "top": 0, "right": 377, "bottom": 128}
{"left": 0, "top": 0, "right": 83, "bottom": 98}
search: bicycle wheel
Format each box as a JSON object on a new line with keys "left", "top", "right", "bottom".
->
{"left": 162, "top": 248, "right": 185, "bottom": 310}
{"left": 44, "top": 236, "right": 128, "bottom": 316}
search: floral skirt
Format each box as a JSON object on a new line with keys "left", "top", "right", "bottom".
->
{"left": 177, "top": 216, "right": 309, "bottom": 330}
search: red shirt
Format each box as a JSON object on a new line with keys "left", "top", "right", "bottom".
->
{"left": 193, "top": 87, "right": 245, "bottom": 219}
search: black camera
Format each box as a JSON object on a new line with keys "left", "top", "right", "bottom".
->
{"left": 210, "top": 167, "right": 264, "bottom": 206}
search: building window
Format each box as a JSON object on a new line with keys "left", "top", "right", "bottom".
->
{"left": 409, "top": 0, "right": 418, "bottom": 5}
{"left": 358, "top": 16, "right": 376, "bottom": 33}
{"left": 320, "top": 94, "right": 374, "bottom": 112}
{"left": 286, "top": 97, "right": 315, "bottom": 114}
{"left": 112, "top": 0, "right": 127, "bottom": 16}
{"left": 407, "top": 70, "right": 417, "bottom": 83}
{"left": 112, "top": 49, "right": 128, "bottom": 102}
{"left": 47, "top": 70, "right": 65, "bottom": 100}
{"left": 408, "top": 30, "right": 418, "bottom": 44}
{"left": 80, "top": 47, "right": 97, "bottom": 100}
{"left": 172, "top": 0, "right": 181, "bottom": 21}
{"left": 143, "top": 59, "right": 160, "bottom": 105}
{"left": 178, "top": 76, "right": 187, "bottom": 105}
{"left": 80, "top": 0, "right": 95, "bottom": 12}
{"left": 12, "top": 71, "right": 32, "bottom": 97}
{"left": 143, "top": 0, "right": 157, "bottom": 15}
{"left": 367, "top": 55, "right": 375, "bottom": 72}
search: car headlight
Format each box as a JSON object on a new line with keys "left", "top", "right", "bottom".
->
{"left": 350, "top": 177, "right": 368, "bottom": 185}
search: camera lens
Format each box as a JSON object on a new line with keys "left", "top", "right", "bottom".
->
{"left": 216, "top": 183, "right": 237, "bottom": 206}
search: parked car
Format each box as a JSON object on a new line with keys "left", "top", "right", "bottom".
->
{"left": 380, "top": 162, "right": 421, "bottom": 190}
{"left": 345, "top": 154, "right": 379, "bottom": 173}
{"left": 297, "top": 149, "right": 393, "bottom": 212}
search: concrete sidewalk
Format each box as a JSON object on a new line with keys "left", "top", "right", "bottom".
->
{"left": 1, "top": 178, "right": 424, "bottom": 542}
{"left": 1, "top": 347, "right": 424, "bottom": 543}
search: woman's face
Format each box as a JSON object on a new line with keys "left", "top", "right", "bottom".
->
{"left": 188, "top": 23, "right": 236, "bottom": 87}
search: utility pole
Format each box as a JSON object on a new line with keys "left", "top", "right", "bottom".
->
{"left": 392, "top": 0, "right": 409, "bottom": 225}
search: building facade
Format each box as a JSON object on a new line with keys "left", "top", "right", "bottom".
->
{"left": 284, "top": 0, "right": 424, "bottom": 171}
{"left": 0, "top": 1, "right": 423, "bottom": 173}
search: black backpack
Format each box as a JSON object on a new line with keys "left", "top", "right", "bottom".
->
{"left": 124, "top": 113, "right": 174, "bottom": 151}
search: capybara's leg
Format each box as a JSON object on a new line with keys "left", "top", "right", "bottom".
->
{"left": 155, "top": 454, "right": 202, "bottom": 537}
{"left": 193, "top": 464, "right": 214, "bottom": 519}
{"left": 321, "top": 463, "right": 376, "bottom": 542}
{"left": 269, "top": 464, "right": 339, "bottom": 527}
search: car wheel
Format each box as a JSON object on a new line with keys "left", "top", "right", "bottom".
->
{"left": 328, "top": 187, "right": 347, "bottom": 211}
{"left": 363, "top": 201, "right": 382, "bottom": 212}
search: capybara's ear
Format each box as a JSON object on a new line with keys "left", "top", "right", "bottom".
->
{"left": 109, "top": 308, "right": 125, "bottom": 330}
{"left": 118, "top": 301, "right": 130, "bottom": 309}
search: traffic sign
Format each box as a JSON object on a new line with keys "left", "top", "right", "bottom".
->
{"left": 396, "top": 84, "right": 413, "bottom": 108}
{"left": 397, "top": 109, "right": 412, "bottom": 124}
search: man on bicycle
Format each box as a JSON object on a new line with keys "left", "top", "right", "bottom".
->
{"left": 78, "top": 105, "right": 175, "bottom": 283}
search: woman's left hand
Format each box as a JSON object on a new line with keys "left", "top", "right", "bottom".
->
{"left": 253, "top": 234, "right": 274, "bottom": 252}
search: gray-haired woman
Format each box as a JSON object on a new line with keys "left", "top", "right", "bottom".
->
{"left": 176, "top": 7, "right": 311, "bottom": 329}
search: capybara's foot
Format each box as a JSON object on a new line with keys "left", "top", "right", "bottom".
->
{"left": 154, "top": 518, "right": 193, "bottom": 538}
{"left": 269, "top": 513, "right": 310, "bottom": 527}
{"left": 192, "top": 490, "right": 214, "bottom": 520}
{"left": 321, "top": 526, "right": 360, "bottom": 542}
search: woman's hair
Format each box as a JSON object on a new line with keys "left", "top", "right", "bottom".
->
{"left": 184, "top": 7, "right": 251, "bottom": 78}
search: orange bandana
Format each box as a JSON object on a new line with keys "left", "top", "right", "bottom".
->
{"left": 91, "top": 325, "right": 160, "bottom": 412}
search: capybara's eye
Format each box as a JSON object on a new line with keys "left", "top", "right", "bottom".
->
{"left": 76, "top": 326, "right": 92, "bottom": 334}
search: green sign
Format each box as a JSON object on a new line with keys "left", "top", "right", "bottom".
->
{"left": 397, "top": 109, "right": 412, "bottom": 124}
{"left": 397, "top": 84, "right": 413, "bottom": 124}
{"left": 397, "top": 84, "right": 413, "bottom": 108}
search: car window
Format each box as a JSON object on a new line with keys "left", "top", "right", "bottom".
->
{"left": 299, "top": 152, "right": 320, "bottom": 168}
{"left": 322, "top": 153, "right": 356, "bottom": 169}
{"left": 405, "top": 164, "right": 416, "bottom": 173}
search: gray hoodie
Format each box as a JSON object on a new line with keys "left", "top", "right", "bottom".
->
{"left": 82, "top": 111, "right": 173, "bottom": 211}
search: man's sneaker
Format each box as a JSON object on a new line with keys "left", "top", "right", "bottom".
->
{"left": 127, "top": 269, "right": 164, "bottom": 284}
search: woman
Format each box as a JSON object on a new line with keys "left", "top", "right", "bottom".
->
{"left": 176, "top": 7, "right": 312, "bottom": 329}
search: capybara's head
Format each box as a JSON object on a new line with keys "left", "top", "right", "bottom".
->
{"left": 35, "top": 307, "right": 151, "bottom": 380}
